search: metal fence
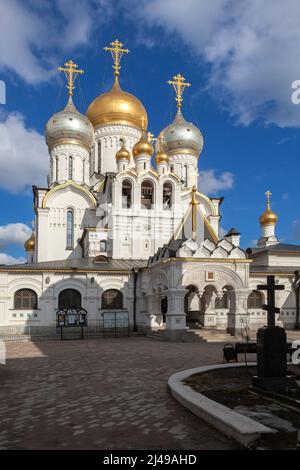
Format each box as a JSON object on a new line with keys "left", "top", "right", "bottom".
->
{"left": 0, "top": 311, "right": 131, "bottom": 341}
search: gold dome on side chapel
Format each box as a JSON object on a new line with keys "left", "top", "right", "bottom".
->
{"left": 87, "top": 76, "right": 148, "bottom": 130}
{"left": 259, "top": 191, "right": 278, "bottom": 226}
{"left": 155, "top": 133, "right": 169, "bottom": 165}
{"left": 132, "top": 131, "right": 154, "bottom": 158}
{"left": 155, "top": 150, "right": 169, "bottom": 165}
{"left": 116, "top": 141, "right": 130, "bottom": 161}
{"left": 24, "top": 232, "right": 35, "bottom": 252}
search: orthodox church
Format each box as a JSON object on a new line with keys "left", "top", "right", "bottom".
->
{"left": 0, "top": 40, "right": 299, "bottom": 340}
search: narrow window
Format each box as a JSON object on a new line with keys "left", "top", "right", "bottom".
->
{"left": 141, "top": 180, "right": 154, "bottom": 209}
{"left": 100, "top": 240, "right": 107, "bottom": 252}
{"left": 122, "top": 179, "right": 132, "bottom": 208}
{"left": 170, "top": 164, "right": 174, "bottom": 173}
{"left": 98, "top": 141, "right": 101, "bottom": 173}
{"left": 56, "top": 157, "right": 59, "bottom": 181}
{"left": 82, "top": 158, "right": 85, "bottom": 182}
{"left": 163, "top": 182, "right": 172, "bottom": 209}
{"left": 182, "top": 164, "right": 188, "bottom": 187}
{"left": 68, "top": 156, "right": 73, "bottom": 180}
{"left": 66, "top": 210, "right": 74, "bottom": 249}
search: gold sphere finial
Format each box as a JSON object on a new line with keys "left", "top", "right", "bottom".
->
{"left": 155, "top": 133, "right": 169, "bottom": 165}
{"left": 116, "top": 139, "right": 130, "bottom": 161}
{"left": 132, "top": 121, "right": 154, "bottom": 158}
{"left": 24, "top": 229, "right": 35, "bottom": 252}
{"left": 259, "top": 190, "right": 278, "bottom": 226}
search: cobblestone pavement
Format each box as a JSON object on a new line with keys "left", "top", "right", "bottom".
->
{"left": 0, "top": 337, "right": 239, "bottom": 450}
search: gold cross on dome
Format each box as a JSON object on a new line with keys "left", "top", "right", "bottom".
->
{"left": 167, "top": 74, "right": 191, "bottom": 109}
{"left": 147, "top": 131, "right": 156, "bottom": 143}
{"left": 57, "top": 60, "right": 84, "bottom": 97}
{"left": 265, "top": 190, "right": 272, "bottom": 208}
{"left": 158, "top": 133, "right": 165, "bottom": 150}
{"left": 104, "top": 39, "right": 130, "bottom": 77}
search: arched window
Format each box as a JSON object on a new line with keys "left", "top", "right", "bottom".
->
{"left": 58, "top": 289, "right": 81, "bottom": 309}
{"left": 215, "top": 293, "right": 228, "bottom": 309}
{"left": 170, "top": 164, "right": 174, "bottom": 173}
{"left": 68, "top": 156, "right": 73, "bottom": 180}
{"left": 163, "top": 182, "right": 172, "bottom": 209}
{"left": 66, "top": 210, "right": 74, "bottom": 249}
{"left": 102, "top": 289, "right": 123, "bottom": 309}
{"left": 182, "top": 164, "right": 188, "bottom": 187}
{"left": 14, "top": 289, "right": 38, "bottom": 310}
{"left": 100, "top": 240, "right": 107, "bottom": 252}
{"left": 122, "top": 179, "right": 132, "bottom": 208}
{"left": 141, "top": 180, "right": 154, "bottom": 209}
{"left": 247, "top": 291, "right": 263, "bottom": 309}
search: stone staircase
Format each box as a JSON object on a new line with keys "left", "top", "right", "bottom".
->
{"left": 146, "top": 328, "right": 237, "bottom": 343}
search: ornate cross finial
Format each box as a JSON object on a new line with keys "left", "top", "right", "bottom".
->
{"left": 57, "top": 60, "right": 84, "bottom": 97}
{"left": 265, "top": 190, "right": 272, "bottom": 209}
{"left": 104, "top": 39, "right": 130, "bottom": 77}
{"left": 167, "top": 73, "right": 191, "bottom": 109}
{"left": 147, "top": 131, "right": 156, "bottom": 143}
{"left": 158, "top": 133, "right": 165, "bottom": 150}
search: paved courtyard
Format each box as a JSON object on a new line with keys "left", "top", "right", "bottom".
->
{"left": 0, "top": 337, "right": 239, "bottom": 450}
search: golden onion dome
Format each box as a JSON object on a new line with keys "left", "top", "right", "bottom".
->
{"left": 45, "top": 97, "right": 94, "bottom": 150}
{"left": 259, "top": 208, "right": 278, "bottom": 226}
{"left": 132, "top": 132, "right": 154, "bottom": 158}
{"left": 86, "top": 77, "right": 148, "bottom": 130}
{"left": 24, "top": 232, "right": 35, "bottom": 252}
{"left": 116, "top": 143, "right": 130, "bottom": 161}
{"left": 259, "top": 191, "right": 278, "bottom": 226}
{"left": 155, "top": 150, "right": 169, "bottom": 165}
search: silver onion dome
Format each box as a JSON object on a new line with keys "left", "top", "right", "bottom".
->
{"left": 45, "top": 97, "right": 94, "bottom": 150}
{"left": 157, "top": 109, "right": 203, "bottom": 158}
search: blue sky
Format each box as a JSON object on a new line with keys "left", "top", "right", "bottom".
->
{"left": 1, "top": 0, "right": 300, "bottom": 263}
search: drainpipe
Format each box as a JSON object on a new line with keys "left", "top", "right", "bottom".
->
{"left": 132, "top": 268, "right": 138, "bottom": 332}
{"left": 294, "top": 270, "right": 300, "bottom": 330}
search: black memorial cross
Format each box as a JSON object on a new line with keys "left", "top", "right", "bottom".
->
{"left": 257, "top": 275, "right": 284, "bottom": 327}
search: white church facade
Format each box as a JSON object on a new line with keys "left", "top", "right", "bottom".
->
{"left": 0, "top": 40, "right": 299, "bottom": 340}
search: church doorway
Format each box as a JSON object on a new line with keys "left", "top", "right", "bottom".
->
{"left": 184, "top": 285, "right": 201, "bottom": 328}
{"left": 161, "top": 296, "right": 168, "bottom": 324}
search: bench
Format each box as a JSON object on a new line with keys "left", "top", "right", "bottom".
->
{"left": 223, "top": 341, "right": 300, "bottom": 363}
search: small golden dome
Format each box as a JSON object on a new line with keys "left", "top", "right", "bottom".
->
{"left": 24, "top": 232, "right": 35, "bottom": 252}
{"left": 259, "top": 191, "right": 278, "bottom": 226}
{"left": 132, "top": 133, "right": 154, "bottom": 158}
{"left": 259, "top": 209, "right": 278, "bottom": 226}
{"left": 116, "top": 143, "right": 130, "bottom": 161}
{"left": 155, "top": 150, "right": 169, "bottom": 165}
{"left": 86, "top": 77, "right": 148, "bottom": 130}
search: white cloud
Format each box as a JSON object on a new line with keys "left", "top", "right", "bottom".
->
{"left": 0, "top": 0, "right": 111, "bottom": 84}
{"left": 0, "top": 113, "right": 48, "bottom": 192}
{"left": 198, "top": 169, "right": 234, "bottom": 196}
{"left": 127, "top": 0, "right": 300, "bottom": 127}
{"left": 0, "top": 223, "right": 31, "bottom": 249}
{"left": 0, "top": 253, "right": 26, "bottom": 265}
